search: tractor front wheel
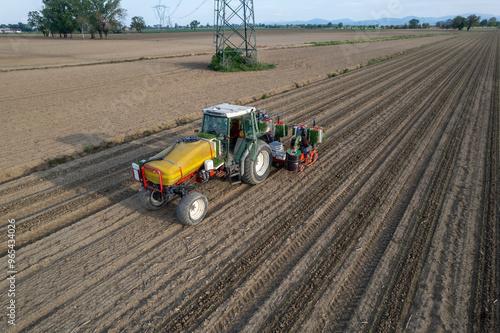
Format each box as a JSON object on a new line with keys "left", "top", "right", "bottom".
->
{"left": 139, "top": 188, "right": 168, "bottom": 210}
{"left": 242, "top": 141, "right": 272, "bottom": 185}
{"left": 177, "top": 192, "right": 208, "bottom": 226}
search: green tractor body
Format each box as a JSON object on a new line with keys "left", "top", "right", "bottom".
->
{"left": 132, "top": 104, "right": 273, "bottom": 225}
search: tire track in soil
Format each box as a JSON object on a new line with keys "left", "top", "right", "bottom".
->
{"left": 0, "top": 33, "right": 494, "bottom": 332}
{"left": 258, "top": 36, "right": 465, "bottom": 126}
{"left": 259, "top": 32, "right": 491, "bottom": 333}
{"left": 202, "top": 33, "right": 484, "bottom": 333}
{"left": 0, "top": 38, "right": 446, "bottom": 209}
{"left": 469, "top": 30, "right": 499, "bottom": 333}
{"left": 258, "top": 36, "right": 462, "bottom": 111}
{"left": 5, "top": 143, "right": 336, "bottom": 331}
{"left": 365, "top": 31, "right": 496, "bottom": 333}
{"left": 0, "top": 122, "right": 200, "bottom": 200}
{"left": 317, "top": 32, "right": 496, "bottom": 333}
{"left": 0, "top": 35, "right": 464, "bottom": 253}
{"left": 0, "top": 124, "right": 204, "bottom": 251}
{"left": 0, "top": 36, "right": 460, "bottom": 196}
{"left": 154, "top": 34, "right": 483, "bottom": 332}
{"left": 14, "top": 164, "right": 331, "bottom": 332}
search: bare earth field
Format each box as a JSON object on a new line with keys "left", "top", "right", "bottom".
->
{"left": 0, "top": 29, "right": 446, "bottom": 69}
{"left": 0, "top": 30, "right": 451, "bottom": 181}
{"left": 0, "top": 30, "right": 499, "bottom": 332}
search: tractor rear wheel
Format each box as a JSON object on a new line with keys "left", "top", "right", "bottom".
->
{"left": 139, "top": 188, "right": 168, "bottom": 210}
{"left": 177, "top": 192, "right": 208, "bottom": 225}
{"left": 242, "top": 140, "right": 272, "bottom": 185}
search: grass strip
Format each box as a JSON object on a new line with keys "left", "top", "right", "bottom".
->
{"left": 310, "top": 34, "right": 441, "bottom": 47}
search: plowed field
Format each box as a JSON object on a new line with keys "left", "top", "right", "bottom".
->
{"left": 0, "top": 30, "right": 452, "bottom": 181}
{"left": 1, "top": 30, "right": 499, "bottom": 332}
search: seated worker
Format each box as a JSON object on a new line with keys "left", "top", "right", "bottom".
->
{"left": 230, "top": 119, "right": 241, "bottom": 138}
{"left": 300, "top": 133, "right": 311, "bottom": 157}
{"left": 230, "top": 119, "right": 242, "bottom": 151}
{"left": 290, "top": 128, "right": 311, "bottom": 157}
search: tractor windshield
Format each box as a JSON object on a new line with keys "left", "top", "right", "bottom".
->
{"left": 202, "top": 115, "right": 229, "bottom": 137}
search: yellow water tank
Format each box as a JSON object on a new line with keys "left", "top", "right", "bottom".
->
{"left": 144, "top": 138, "right": 216, "bottom": 186}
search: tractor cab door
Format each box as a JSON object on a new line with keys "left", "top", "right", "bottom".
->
{"left": 242, "top": 113, "right": 258, "bottom": 160}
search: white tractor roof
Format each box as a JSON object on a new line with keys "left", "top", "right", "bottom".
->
{"left": 202, "top": 103, "right": 256, "bottom": 118}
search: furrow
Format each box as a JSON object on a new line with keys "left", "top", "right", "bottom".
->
{"left": 154, "top": 34, "right": 475, "bottom": 332}
{"left": 260, "top": 32, "right": 489, "bottom": 333}
{"left": 367, "top": 31, "right": 494, "bottom": 333}
{"left": 469, "top": 30, "right": 500, "bottom": 333}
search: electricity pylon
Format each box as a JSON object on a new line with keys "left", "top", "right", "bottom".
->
{"left": 214, "top": 0, "right": 257, "bottom": 67}
{"left": 153, "top": 0, "right": 171, "bottom": 29}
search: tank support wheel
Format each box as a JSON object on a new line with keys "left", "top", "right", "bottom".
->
{"left": 139, "top": 188, "right": 168, "bottom": 210}
{"left": 177, "top": 192, "right": 208, "bottom": 225}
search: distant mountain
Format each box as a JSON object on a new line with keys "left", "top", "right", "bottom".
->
{"left": 263, "top": 13, "right": 499, "bottom": 26}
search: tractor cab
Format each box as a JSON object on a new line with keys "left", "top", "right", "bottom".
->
{"left": 201, "top": 104, "right": 261, "bottom": 163}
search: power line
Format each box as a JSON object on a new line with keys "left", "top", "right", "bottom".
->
{"left": 170, "top": 0, "right": 184, "bottom": 16}
{"left": 172, "top": 0, "right": 210, "bottom": 19}
{"left": 152, "top": 0, "right": 169, "bottom": 27}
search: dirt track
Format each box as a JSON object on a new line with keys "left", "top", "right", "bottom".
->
{"left": 0, "top": 30, "right": 499, "bottom": 332}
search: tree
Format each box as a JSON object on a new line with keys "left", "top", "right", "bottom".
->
{"left": 131, "top": 16, "right": 146, "bottom": 33}
{"left": 71, "top": 0, "right": 92, "bottom": 39}
{"left": 42, "top": 0, "right": 79, "bottom": 37}
{"left": 488, "top": 17, "right": 497, "bottom": 27}
{"left": 338, "top": 22, "right": 343, "bottom": 29}
{"left": 467, "top": 14, "right": 480, "bottom": 31}
{"left": 452, "top": 16, "right": 466, "bottom": 30}
{"left": 409, "top": 18, "right": 420, "bottom": 29}
{"left": 190, "top": 20, "right": 200, "bottom": 31}
{"left": 444, "top": 19, "right": 453, "bottom": 29}
{"left": 422, "top": 23, "right": 430, "bottom": 29}
{"left": 480, "top": 19, "right": 488, "bottom": 27}
{"left": 86, "top": 0, "right": 126, "bottom": 39}
{"left": 30, "top": 1, "right": 98, "bottom": 37}
{"left": 28, "top": 11, "right": 50, "bottom": 36}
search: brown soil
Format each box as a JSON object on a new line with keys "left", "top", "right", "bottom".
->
{"left": 0, "top": 30, "right": 451, "bottom": 181}
{"left": 0, "top": 30, "right": 498, "bottom": 332}
{"left": 0, "top": 29, "right": 445, "bottom": 69}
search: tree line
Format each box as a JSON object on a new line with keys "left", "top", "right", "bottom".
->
{"left": 259, "top": 15, "right": 498, "bottom": 31}
{"left": 19, "top": 3, "right": 500, "bottom": 38}
{"left": 27, "top": 0, "right": 127, "bottom": 39}
{"left": 436, "top": 15, "right": 498, "bottom": 30}
{"left": 0, "top": 22, "right": 32, "bottom": 31}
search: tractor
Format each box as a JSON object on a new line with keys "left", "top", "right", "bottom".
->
{"left": 131, "top": 103, "right": 323, "bottom": 225}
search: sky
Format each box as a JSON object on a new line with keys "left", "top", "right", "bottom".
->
{"left": 0, "top": 0, "right": 498, "bottom": 26}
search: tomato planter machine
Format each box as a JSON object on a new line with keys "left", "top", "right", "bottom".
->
{"left": 131, "top": 104, "right": 324, "bottom": 225}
